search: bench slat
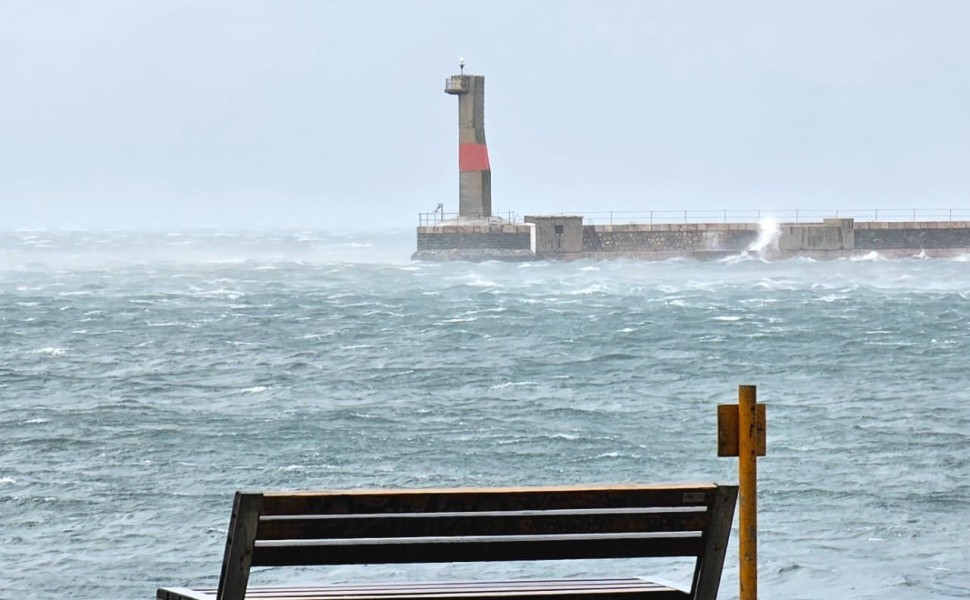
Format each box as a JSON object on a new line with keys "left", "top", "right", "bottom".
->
{"left": 252, "top": 533, "right": 704, "bottom": 566}
{"left": 212, "top": 578, "right": 677, "bottom": 593}
{"left": 234, "top": 590, "right": 686, "bottom": 599}
{"left": 168, "top": 578, "right": 689, "bottom": 600}
{"left": 257, "top": 509, "right": 710, "bottom": 540}
{"left": 157, "top": 588, "right": 214, "bottom": 600}
{"left": 261, "top": 485, "right": 716, "bottom": 517}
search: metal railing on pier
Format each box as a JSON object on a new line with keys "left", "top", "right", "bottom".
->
{"left": 561, "top": 208, "right": 970, "bottom": 225}
{"left": 418, "top": 210, "right": 521, "bottom": 226}
{"left": 417, "top": 208, "right": 970, "bottom": 226}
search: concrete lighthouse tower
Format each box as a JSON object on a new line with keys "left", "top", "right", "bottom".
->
{"left": 445, "top": 60, "right": 491, "bottom": 219}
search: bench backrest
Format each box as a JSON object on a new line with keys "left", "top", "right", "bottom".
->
{"left": 217, "top": 483, "right": 737, "bottom": 600}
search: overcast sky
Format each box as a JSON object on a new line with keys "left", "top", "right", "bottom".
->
{"left": 1, "top": 1, "right": 968, "bottom": 230}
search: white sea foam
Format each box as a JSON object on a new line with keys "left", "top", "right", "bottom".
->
{"left": 463, "top": 276, "right": 496, "bottom": 287}
{"left": 33, "top": 347, "right": 66, "bottom": 356}
{"left": 489, "top": 381, "right": 538, "bottom": 390}
{"left": 569, "top": 283, "right": 608, "bottom": 295}
{"left": 196, "top": 289, "right": 245, "bottom": 300}
{"left": 300, "top": 333, "right": 331, "bottom": 339}
{"left": 718, "top": 252, "right": 754, "bottom": 264}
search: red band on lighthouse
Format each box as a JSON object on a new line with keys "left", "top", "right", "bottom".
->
{"left": 459, "top": 143, "right": 490, "bottom": 172}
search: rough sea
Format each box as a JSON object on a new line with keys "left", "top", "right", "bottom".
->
{"left": 1, "top": 228, "right": 968, "bottom": 600}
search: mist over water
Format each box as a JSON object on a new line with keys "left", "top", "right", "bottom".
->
{"left": 1, "top": 230, "right": 968, "bottom": 600}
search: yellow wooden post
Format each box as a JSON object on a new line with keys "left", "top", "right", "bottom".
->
{"left": 717, "top": 385, "right": 765, "bottom": 600}
{"left": 738, "top": 384, "right": 758, "bottom": 600}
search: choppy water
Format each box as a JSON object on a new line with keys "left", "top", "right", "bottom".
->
{"left": 1, "top": 229, "right": 968, "bottom": 600}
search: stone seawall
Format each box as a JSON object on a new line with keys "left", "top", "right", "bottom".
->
{"left": 855, "top": 221, "right": 970, "bottom": 250}
{"left": 582, "top": 223, "right": 759, "bottom": 254}
{"left": 412, "top": 224, "right": 533, "bottom": 261}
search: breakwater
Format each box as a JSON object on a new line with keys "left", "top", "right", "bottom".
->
{"left": 413, "top": 217, "right": 970, "bottom": 260}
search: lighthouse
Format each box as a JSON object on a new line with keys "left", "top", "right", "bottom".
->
{"left": 444, "top": 61, "right": 491, "bottom": 219}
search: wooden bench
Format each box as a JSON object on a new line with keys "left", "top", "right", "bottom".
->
{"left": 158, "top": 483, "right": 737, "bottom": 600}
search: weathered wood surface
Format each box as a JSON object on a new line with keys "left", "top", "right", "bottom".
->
{"left": 217, "top": 493, "right": 263, "bottom": 600}
{"left": 689, "top": 485, "right": 739, "bottom": 600}
{"left": 161, "top": 578, "right": 689, "bottom": 600}
{"left": 260, "top": 484, "right": 718, "bottom": 516}
{"left": 717, "top": 404, "right": 767, "bottom": 457}
{"left": 157, "top": 588, "right": 213, "bottom": 600}
{"left": 257, "top": 507, "right": 711, "bottom": 540}
{"left": 252, "top": 532, "right": 705, "bottom": 565}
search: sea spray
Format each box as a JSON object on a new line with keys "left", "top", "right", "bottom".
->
{"left": 719, "top": 217, "right": 782, "bottom": 263}
{"left": 748, "top": 216, "right": 781, "bottom": 255}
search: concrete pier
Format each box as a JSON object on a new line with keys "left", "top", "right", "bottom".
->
{"left": 415, "top": 217, "right": 970, "bottom": 261}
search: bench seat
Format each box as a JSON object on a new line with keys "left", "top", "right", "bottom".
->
{"left": 160, "top": 577, "right": 689, "bottom": 600}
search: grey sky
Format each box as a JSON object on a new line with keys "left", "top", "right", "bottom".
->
{"left": 2, "top": 1, "right": 968, "bottom": 230}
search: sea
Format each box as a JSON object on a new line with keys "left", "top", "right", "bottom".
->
{"left": 1, "top": 228, "right": 968, "bottom": 600}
